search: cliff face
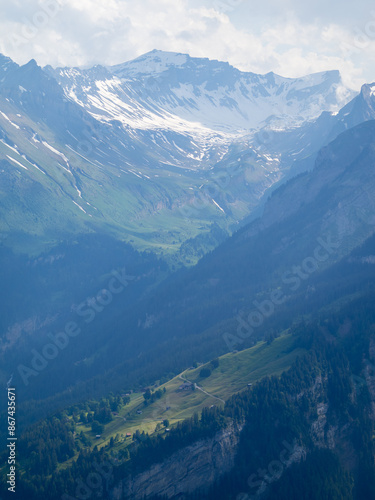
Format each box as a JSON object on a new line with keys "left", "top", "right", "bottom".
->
{"left": 110, "top": 423, "right": 242, "bottom": 500}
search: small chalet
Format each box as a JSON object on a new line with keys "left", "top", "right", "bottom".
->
{"left": 177, "top": 382, "right": 192, "bottom": 391}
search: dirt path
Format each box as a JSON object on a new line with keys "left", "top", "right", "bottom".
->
{"left": 179, "top": 374, "right": 225, "bottom": 404}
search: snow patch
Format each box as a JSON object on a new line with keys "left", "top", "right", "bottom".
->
{"left": 42, "top": 141, "right": 70, "bottom": 163}
{"left": 72, "top": 200, "right": 87, "bottom": 214}
{"left": 212, "top": 199, "right": 225, "bottom": 213}
{"left": 7, "top": 155, "right": 28, "bottom": 170}
{"left": 0, "top": 111, "right": 20, "bottom": 129}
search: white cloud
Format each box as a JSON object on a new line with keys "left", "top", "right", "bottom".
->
{"left": 0, "top": 0, "right": 374, "bottom": 89}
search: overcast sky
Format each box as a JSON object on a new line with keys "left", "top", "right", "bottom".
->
{"left": 0, "top": 0, "right": 374, "bottom": 89}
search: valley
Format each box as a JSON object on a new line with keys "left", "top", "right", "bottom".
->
{"left": 0, "top": 47, "right": 375, "bottom": 500}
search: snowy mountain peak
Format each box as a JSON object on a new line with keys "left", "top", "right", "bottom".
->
{"left": 110, "top": 51, "right": 342, "bottom": 88}
{"left": 45, "top": 50, "right": 356, "bottom": 135}
{"left": 110, "top": 49, "right": 191, "bottom": 77}
{"left": 110, "top": 50, "right": 248, "bottom": 87}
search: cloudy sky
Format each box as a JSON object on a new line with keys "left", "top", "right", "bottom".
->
{"left": 0, "top": 0, "right": 374, "bottom": 89}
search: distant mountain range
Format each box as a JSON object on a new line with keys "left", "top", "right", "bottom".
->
{"left": 46, "top": 49, "right": 352, "bottom": 133}
{"left": 0, "top": 50, "right": 362, "bottom": 263}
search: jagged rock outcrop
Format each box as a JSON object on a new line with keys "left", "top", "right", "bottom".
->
{"left": 110, "top": 423, "right": 242, "bottom": 499}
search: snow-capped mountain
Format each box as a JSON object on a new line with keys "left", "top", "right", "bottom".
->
{"left": 252, "top": 80, "right": 375, "bottom": 178}
{"left": 0, "top": 50, "right": 366, "bottom": 264}
{"left": 47, "top": 49, "right": 354, "bottom": 135}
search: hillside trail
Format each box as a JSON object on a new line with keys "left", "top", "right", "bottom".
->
{"left": 178, "top": 373, "right": 225, "bottom": 404}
